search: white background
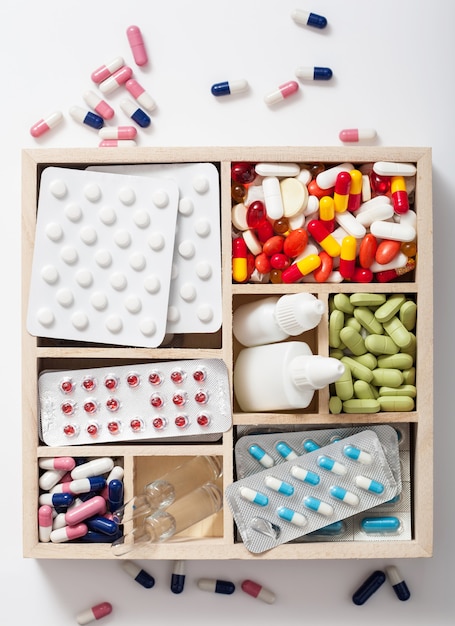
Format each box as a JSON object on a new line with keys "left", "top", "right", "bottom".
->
{"left": 1, "top": 1, "right": 454, "bottom": 623}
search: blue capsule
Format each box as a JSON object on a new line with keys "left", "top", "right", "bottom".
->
{"left": 69, "top": 105, "right": 104, "bottom": 129}
{"left": 303, "top": 496, "right": 333, "bottom": 517}
{"left": 277, "top": 506, "right": 307, "bottom": 528}
{"left": 317, "top": 455, "right": 347, "bottom": 476}
{"left": 46, "top": 492, "right": 74, "bottom": 513}
{"left": 329, "top": 485, "right": 359, "bottom": 506}
{"left": 120, "top": 99, "right": 151, "bottom": 128}
{"left": 108, "top": 479, "right": 124, "bottom": 513}
{"left": 122, "top": 560, "right": 155, "bottom": 588}
{"left": 386, "top": 565, "right": 411, "bottom": 601}
{"left": 343, "top": 444, "right": 372, "bottom": 465}
{"left": 264, "top": 476, "right": 294, "bottom": 496}
{"left": 361, "top": 516, "right": 401, "bottom": 533}
{"left": 248, "top": 444, "right": 274, "bottom": 468}
{"left": 170, "top": 560, "right": 186, "bottom": 594}
{"left": 275, "top": 441, "right": 298, "bottom": 460}
{"left": 292, "top": 9, "right": 327, "bottom": 29}
{"left": 295, "top": 66, "right": 333, "bottom": 81}
{"left": 355, "top": 475, "right": 384, "bottom": 494}
{"left": 308, "top": 521, "right": 345, "bottom": 536}
{"left": 211, "top": 79, "right": 248, "bottom": 96}
{"left": 352, "top": 570, "right": 386, "bottom": 605}
{"left": 240, "top": 486, "right": 269, "bottom": 507}
{"left": 86, "top": 515, "right": 119, "bottom": 536}
{"left": 303, "top": 438, "right": 320, "bottom": 453}
{"left": 290, "top": 465, "right": 320, "bottom": 486}
{"left": 198, "top": 578, "right": 235, "bottom": 594}
{"left": 75, "top": 529, "right": 122, "bottom": 543}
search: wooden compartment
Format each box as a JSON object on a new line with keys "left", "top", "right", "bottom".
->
{"left": 22, "top": 146, "right": 433, "bottom": 559}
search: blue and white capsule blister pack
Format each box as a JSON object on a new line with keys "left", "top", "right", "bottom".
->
{"left": 87, "top": 163, "right": 222, "bottom": 335}
{"left": 27, "top": 167, "right": 180, "bottom": 347}
{"left": 225, "top": 429, "right": 401, "bottom": 553}
{"left": 38, "top": 359, "right": 232, "bottom": 446}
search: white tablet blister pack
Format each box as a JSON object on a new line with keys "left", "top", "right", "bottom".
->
{"left": 225, "top": 429, "right": 401, "bottom": 554}
{"left": 87, "top": 163, "right": 222, "bottom": 335}
{"left": 27, "top": 166, "right": 180, "bottom": 347}
{"left": 38, "top": 359, "right": 232, "bottom": 446}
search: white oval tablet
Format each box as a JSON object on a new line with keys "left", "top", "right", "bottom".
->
{"left": 373, "top": 161, "right": 417, "bottom": 176}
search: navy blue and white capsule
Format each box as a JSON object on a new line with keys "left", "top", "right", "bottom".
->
{"left": 38, "top": 491, "right": 74, "bottom": 512}
{"left": 211, "top": 79, "right": 249, "bottom": 96}
{"left": 386, "top": 565, "right": 411, "bottom": 601}
{"left": 120, "top": 99, "right": 151, "bottom": 128}
{"left": 291, "top": 8, "right": 327, "bottom": 29}
{"left": 290, "top": 465, "right": 320, "bottom": 486}
{"left": 122, "top": 560, "right": 155, "bottom": 589}
{"left": 170, "top": 560, "right": 186, "bottom": 594}
{"left": 69, "top": 105, "right": 104, "bottom": 129}
{"left": 198, "top": 579, "right": 235, "bottom": 595}
{"left": 295, "top": 66, "right": 333, "bottom": 81}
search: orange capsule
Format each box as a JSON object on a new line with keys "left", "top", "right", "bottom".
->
{"left": 375, "top": 239, "right": 401, "bottom": 265}
{"left": 262, "top": 235, "right": 284, "bottom": 256}
{"left": 308, "top": 179, "right": 333, "bottom": 199}
{"left": 255, "top": 252, "right": 272, "bottom": 274}
{"left": 283, "top": 228, "right": 308, "bottom": 258}
{"left": 313, "top": 250, "right": 333, "bottom": 282}
{"left": 358, "top": 233, "right": 378, "bottom": 268}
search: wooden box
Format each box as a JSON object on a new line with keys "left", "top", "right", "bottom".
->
{"left": 22, "top": 146, "right": 433, "bottom": 559}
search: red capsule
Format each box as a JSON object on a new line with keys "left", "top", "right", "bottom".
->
{"left": 333, "top": 171, "right": 352, "bottom": 213}
{"left": 283, "top": 228, "right": 308, "bottom": 258}
{"left": 308, "top": 179, "right": 333, "bottom": 199}
{"left": 232, "top": 162, "right": 256, "bottom": 184}
{"left": 246, "top": 201, "right": 267, "bottom": 228}
{"left": 313, "top": 250, "right": 333, "bottom": 282}
{"left": 270, "top": 253, "right": 290, "bottom": 270}
{"left": 262, "top": 235, "right": 284, "bottom": 256}
{"left": 255, "top": 252, "right": 272, "bottom": 274}
{"left": 370, "top": 171, "right": 391, "bottom": 196}
{"left": 256, "top": 219, "right": 274, "bottom": 242}
{"left": 352, "top": 267, "right": 373, "bottom": 283}
{"left": 359, "top": 233, "right": 378, "bottom": 268}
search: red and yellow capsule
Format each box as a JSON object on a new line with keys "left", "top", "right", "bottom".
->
{"left": 232, "top": 236, "right": 248, "bottom": 282}
{"left": 281, "top": 253, "right": 321, "bottom": 284}
{"left": 339, "top": 235, "right": 357, "bottom": 279}
{"left": 307, "top": 219, "right": 341, "bottom": 257}
{"left": 391, "top": 176, "right": 409, "bottom": 214}
{"left": 319, "top": 196, "right": 335, "bottom": 232}
{"left": 347, "top": 169, "right": 363, "bottom": 212}
{"left": 333, "top": 171, "right": 352, "bottom": 213}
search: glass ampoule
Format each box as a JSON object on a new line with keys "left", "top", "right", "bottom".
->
{"left": 111, "top": 482, "right": 223, "bottom": 556}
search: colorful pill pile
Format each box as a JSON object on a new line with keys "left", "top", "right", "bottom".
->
{"left": 328, "top": 293, "right": 417, "bottom": 413}
{"left": 231, "top": 161, "right": 417, "bottom": 284}
{"left": 38, "top": 456, "right": 124, "bottom": 544}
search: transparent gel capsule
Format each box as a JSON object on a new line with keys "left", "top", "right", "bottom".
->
{"left": 111, "top": 482, "right": 223, "bottom": 556}
{"left": 112, "top": 455, "right": 223, "bottom": 524}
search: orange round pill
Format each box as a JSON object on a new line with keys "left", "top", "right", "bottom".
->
{"left": 375, "top": 239, "right": 401, "bottom": 265}
{"left": 262, "top": 235, "right": 284, "bottom": 256}
{"left": 283, "top": 228, "right": 308, "bottom": 258}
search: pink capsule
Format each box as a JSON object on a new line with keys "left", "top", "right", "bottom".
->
{"left": 91, "top": 56, "right": 125, "bottom": 84}
{"left": 125, "top": 78, "right": 156, "bottom": 112}
{"left": 30, "top": 111, "right": 63, "bottom": 137}
{"left": 38, "top": 457, "right": 76, "bottom": 471}
{"left": 339, "top": 128, "right": 377, "bottom": 143}
{"left": 77, "top": 602, "right": 113, "bottom": 625}
{"left": 99, "top": 66, "right": 133, "bottom": 94}
{"left": 65, "top": 495, "right": 106, "bottom": 525}
{"left": 38, "top": 505, "right": 53, "bottom": 543}
{"left": 99, "top": 125, "right": 137, "bottom": 140}
{"left": 99, "top": 139, "right": 137, "bottom": 148}
{"left": 83, "top": 90, "right": 115, "bottom": 120}
{"left": 127, "top": 25, "right": 148, "bottom": 66}
{"left": 264, "top": 81, "right": 299, "bottom": 105}
{"left": 50, "top": 523, "right": 88, "bottom": 543}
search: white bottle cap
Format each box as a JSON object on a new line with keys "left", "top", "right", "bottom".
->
{"left": 289, "top": 355, "right": 345, "bottom": 390}
{"left": 274, "top": 293, "right": 325, "bottom": 336}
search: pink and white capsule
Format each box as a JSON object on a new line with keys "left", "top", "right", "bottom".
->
{"left": 99, "top": 126, "right": 137, "bottom": 140}
{"left": 50, "top": 522, "right": 88, "bottom": 543}
{"left": 39, "top": 456, "right": 76, "bottom": 471}
{"left": 264, "top": 80, "right": 299, "bottom": 105}
{"left": 125, "top": 79, "right": 156, "bottom": 112}
{"left": 65, "top": 495, "right": 106, "bottom": 525}
{"left": 339, "top": 128, "right": 377, "bottom": 143}
{"left": 83, "top": 90, "right": 115, "bottom": 120}
{"left": 91, "top": 56, "right": 125, "bottom": 83}
{"left": 38, "top": 505, "right": 53, "bottom": 542}
{"left": 30, "top": 111, "right": 63, "bottom": 137}
{"left": 99, "top": 66, "right": 133, "bottom": 94}
{"left": 99, "top": 139, "right": 137, "bottom": 148}
{"left": 77, "top": 602, "right": 113, "bottom": 625}
{"left": 127, "top": 25, "right": 148, "bottom": 66}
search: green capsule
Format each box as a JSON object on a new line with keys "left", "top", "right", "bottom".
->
{"left": 353, "top": 306, "right": 384, "bottom": 335}
{"left": 350, "top": 293, "right": 386, "bottom": 307}
{"left": 334, "top": 366, "right": 354, "bottom": 401}
{"left": 400, "top": 300, "right": 417, "bottom": 331}
{"left": 364, "top": 334, "right": 400, "bottom": 355}
{"left": 342, "top": 399, "right": 381, "bottom": 414}
{"left": 354, "top": 380, "right": 378, "bottom": 400}
{"left": 402, "top": 367, "right": 416, "bottom": 385}
{"left": 329, "top": 309, "right": 344, "bottom": 348}
{"left": 330, "top": 349, "right": 344, "bottom": 360}
{"left": 345, "top": 316, "right": 362, "bottom": 332}
{"left": 377, "top": 353, "right": 414, "bottom": 370}
{"left": 374, "top": 294, "right": 406, "bottom": 323}
{"left": 352, "top": 353, "right": 377, "bottom": 370}
{"left": 383, "top": 316, "right": 412, "bottom": 349}
{"left": 371, "top": 368, "right": 404, "bottom": 388}
{"left": 339, "top": 326, "right": 367, "bottom": 356}
{"left": 341, "top": 356, "right": 374, "bottom": 383}
{"left": 378, "top": 396, "right": 415, "bottom": 411}
{"left": 329, "top": 395, "right": 343, "bottom": 414}
{"left": 333, "top": 293, "right": 354, "bottom": 314}
{"left": 379, "top": 385, "right": 417, "bottom": 398}
{"left": 400, "top": 333, "right": 417, "bottom": 361}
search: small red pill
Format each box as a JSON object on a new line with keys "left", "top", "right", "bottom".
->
{"left": 262, "top": 235, "right": 284, "bottom": 256}
{"left": 269, "top": 253, "right": 290, "bottom": 270}
{"left": 375, "top": 239, "right": 402, "bottom": 265}
{"left": 352, "top": 267, "right": 373, "bottom": 283}
{"left": 256, "top": 220, "right": 275, "bottom": 242}
{"left": 283, "top": 228, "right": 308, "bottom": 258}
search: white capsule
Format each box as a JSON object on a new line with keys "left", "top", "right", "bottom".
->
{"left": 39, "top": 469, "right": 67, "bottom": 491}
{"left": 369, "top": 252, "right": 409, "bottom": 273}
{"left": 355, "top": 203, "right": 394, "bottom": 227}
{"left": 255, "top": 162, "right": 300, "bottom": 177}
{"left": 70, "top": 457, "right": 114, "bottom": 479}
{"left": 316, "top": 163, "right": 354, "bottom": 189}
{"left": 370, "top": 220, "right": 416, "bottom": 242}
{"left": 262, "top": 176, "right": 284, "bottom": 219}
{"left": 334, "top": 211, "right": 366, "bottom": 238}
{"left": 373, "top": 161, "right": 417, "bottom": 176}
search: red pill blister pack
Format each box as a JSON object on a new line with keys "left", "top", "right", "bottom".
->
{"left": 38, "top": 359, "right": 232, "bottom": 446}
